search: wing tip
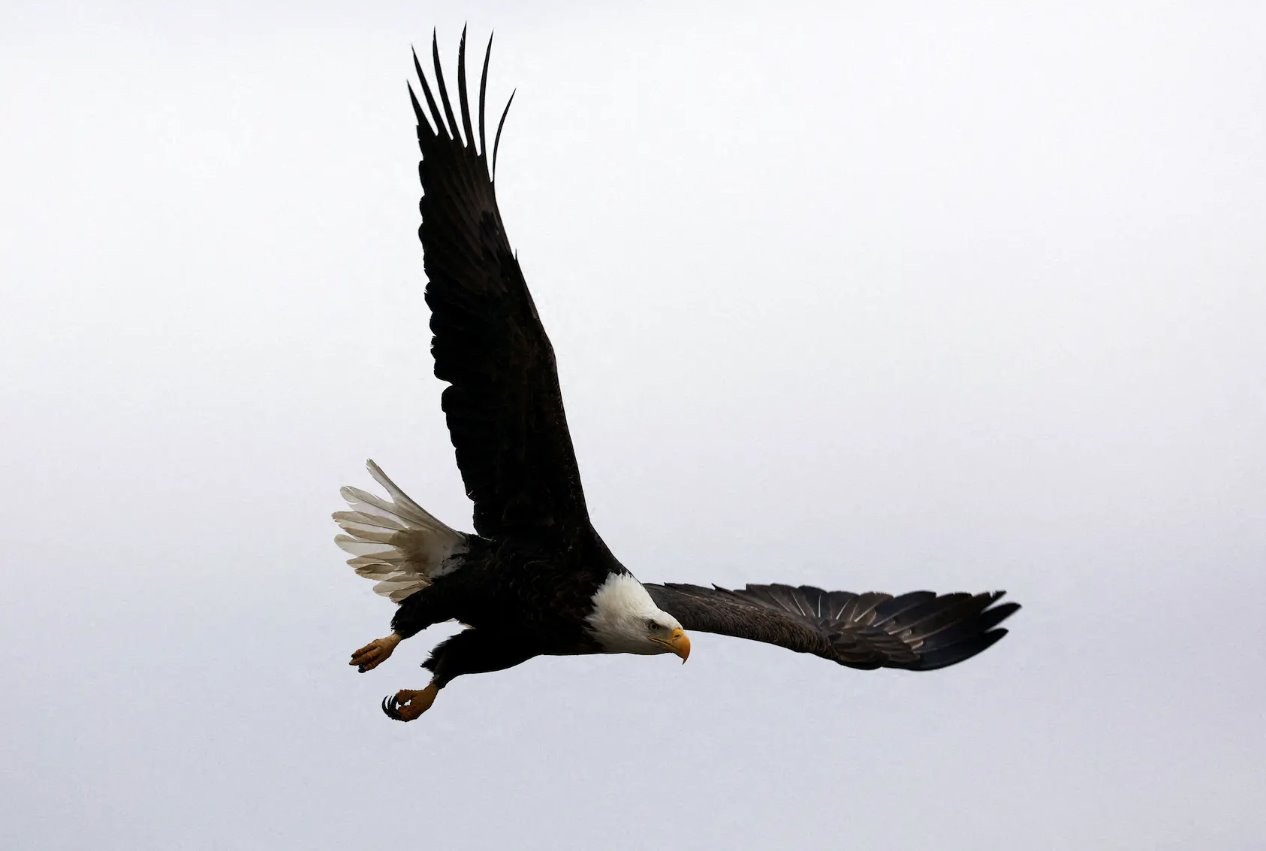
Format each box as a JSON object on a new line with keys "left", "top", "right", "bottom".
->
{"left": 413, "top": 29, "right": 499, "bottom": 174}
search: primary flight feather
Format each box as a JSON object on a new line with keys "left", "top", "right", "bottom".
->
{"left": 335, "top": 29, "right": 1019, "bottom": 722}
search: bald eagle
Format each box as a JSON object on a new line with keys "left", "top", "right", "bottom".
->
{"left": 334, "top": 30, "right": 1020, "bottom": 722}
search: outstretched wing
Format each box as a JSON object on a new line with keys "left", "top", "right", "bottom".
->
{"left": 645, "top": 583, "right": 1019, "bottom": 670}
{"left": 410, "top": 30, "right": 588, "bottom": 539}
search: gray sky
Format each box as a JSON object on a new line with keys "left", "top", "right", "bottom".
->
{"left": 3, "top": 1, "right": 1265, "bottom": 848}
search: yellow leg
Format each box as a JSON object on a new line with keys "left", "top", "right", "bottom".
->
{"left": 349, "top": 633, "right": 401, "bottom": 672}
{"left": 382, "top": 682, "right": 440, "bottom": 722}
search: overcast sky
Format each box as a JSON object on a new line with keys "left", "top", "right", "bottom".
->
{"left": 3, "top": 1, "right": 1265, "bottom": 848}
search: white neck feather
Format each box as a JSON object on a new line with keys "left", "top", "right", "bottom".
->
{"left": 586, "top": 572, "right": 680, "bottom": 654}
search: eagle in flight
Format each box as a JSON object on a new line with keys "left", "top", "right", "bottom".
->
{"left": 335, "top": 29, "right": 1020, "bottom": 722}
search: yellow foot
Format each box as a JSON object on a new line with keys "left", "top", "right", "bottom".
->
{"left": 382, "top": 684, "right": 439, "bottom": 722}
{"left": 349, "top": 634, "right": 401, "bottom": 673}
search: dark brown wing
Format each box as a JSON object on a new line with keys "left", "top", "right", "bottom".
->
{"left": 645, "top": 583, "right": 1019, "bottom": 670}
{"left": 410, "top": 30, "right": 588, "bottom": 539}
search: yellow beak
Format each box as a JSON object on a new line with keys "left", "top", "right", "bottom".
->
{"left": 669, "top": 628, "right": 691, "bottom": 663}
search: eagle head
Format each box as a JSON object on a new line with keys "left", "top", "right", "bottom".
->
{"left": 586, "top": 572, "right": 691, "bottom": 661}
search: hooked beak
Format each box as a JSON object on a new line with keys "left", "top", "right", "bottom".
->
{"left": 668, "top": 628, "right": 690, "bottom": 664}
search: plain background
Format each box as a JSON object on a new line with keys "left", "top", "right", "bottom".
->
{"left": 3, "top": 1, "right": 1264, "bottom": 848}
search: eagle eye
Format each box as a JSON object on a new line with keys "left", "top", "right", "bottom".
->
{"left": 646, "top": 618, "right": 660, "bottom": 631}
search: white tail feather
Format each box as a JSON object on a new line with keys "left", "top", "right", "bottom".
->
{"left": 333, "top": 460, "right": 465, "bottom": 602}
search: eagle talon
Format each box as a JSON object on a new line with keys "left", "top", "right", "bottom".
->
{"left": 350, "top": 634, "right": 402, "bottom": 673}
{"left": 381, "top": 685, "right": 439, "bottom": 722}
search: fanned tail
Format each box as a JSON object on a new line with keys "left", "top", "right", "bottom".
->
{"left": 333, "top": 460, "right": 466, "bottom": 602}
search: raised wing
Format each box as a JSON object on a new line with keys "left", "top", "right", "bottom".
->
{"left": 410, "top": 30, "right": 588, "bottom": 539}
{"left": 645, "top": 583, "right": 1019, "bottom": 670}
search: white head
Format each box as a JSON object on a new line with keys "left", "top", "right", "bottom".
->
{"left": 586, "top": 572, "right": 691, "bottom": 660}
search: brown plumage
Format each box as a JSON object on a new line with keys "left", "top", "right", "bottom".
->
{"left": 647, "top": 584, "right": 1018, "bottom": 670}
{"left": 411, "top": 32, "right": 586, "bottom": 540}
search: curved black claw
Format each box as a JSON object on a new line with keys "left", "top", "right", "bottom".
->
{"left": 382, "top": 694, "right": 401, "bottom": 721}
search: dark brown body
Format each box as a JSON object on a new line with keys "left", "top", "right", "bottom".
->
{"left": 389, "top": 529, "right": 626, "bottom": 684}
